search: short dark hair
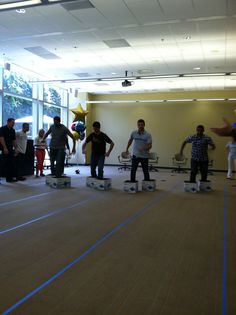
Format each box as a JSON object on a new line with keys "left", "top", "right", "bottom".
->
{"left": 93, "top": 121, "right": 101, "bottom": 128}
{"left": 54, "top": 116, "right": 61, "bottom": 121}
{"left": 7, "top": 118, "right": 15, "bottom": 123}
{"left": 22, "top": 123, "right": 29, "bottom": 128}
{"left": 197, "top": 125, "right": 204, "bottom": 131}
{"left": 137, "top": 119, "right": 145, "bottom": 125}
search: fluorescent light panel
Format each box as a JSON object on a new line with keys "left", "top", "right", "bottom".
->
{"left": 0, "top": 0, "right": 41, "bottom": 9}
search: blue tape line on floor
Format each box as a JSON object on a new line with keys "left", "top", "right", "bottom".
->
{"left": 2, "top": 185, "right": 176, "bottom": 314}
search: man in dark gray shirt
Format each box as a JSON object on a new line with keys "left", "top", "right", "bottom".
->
{"left": 44, "top": 116, "right": 76, "bottom": 178}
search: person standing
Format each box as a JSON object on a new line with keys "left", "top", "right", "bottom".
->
{"left": 82, "top": 121, "right": 114, "bottom": 179}
{"left": 15, "top": 122, "right": 29, "bottom": 181}
{"left": 0, "top": 118, "right": 18, "bottom": 183}
{"left": 125, "top": 119, "right": 152, "bottom": 182}
{"left": 180, "top": 125, "right": 216, "bottom": 183}
{"left": 226, "top": 134, "right": 236, "bottom": 179}
{"left": 34, "top": 128, "right": 48, "bottom": 177}
{"left": 43, "top": 116, "right": 76, "bottom": 178}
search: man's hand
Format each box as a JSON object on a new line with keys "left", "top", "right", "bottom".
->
{"left": 210, "top": 118, "right": 233, "bottom": 136}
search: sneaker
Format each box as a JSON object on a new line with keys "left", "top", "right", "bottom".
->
{"left": 40, "top": 173, "right": 46, "bottom": 177}
{"left": 35, "top": 175, "right": 39, "bottom": 178}
{"left": 17, "top": 177, "right": 26, "bottom": 181}
{"left": 6, "top": 178, "right": 18, "bottom": 183}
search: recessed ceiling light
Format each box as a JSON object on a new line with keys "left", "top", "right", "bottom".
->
{"left": 16, "top": 8, "right": 25, "bottom": 13}
{"left": 193, "top": 67, "right": 201, "bottom": 70}
{"left": 110, "top": 72, "right": 116, "bottom": 75}
{"left": 185, "top": 36, "right": 191, "bottom": 40}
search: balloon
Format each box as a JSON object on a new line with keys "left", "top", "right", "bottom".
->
{"left": 72, "top": 131, "right": 80, "bottom": 141}
{"left": 75, "top": 120, "right": 86, "bottom": 133}
{"left": 79, "top": 131, "right": 85, "bottom": 141}
{"left": 71, "top": 122, "right": 76, "bottom": 131}
{"left": 70, "top": 104, "right": 89, "bottom": 122}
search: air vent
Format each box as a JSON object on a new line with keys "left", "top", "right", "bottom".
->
{"left": 103, "top": 39, "right": 131, "bottom": 48}
{"left": 74, "top": 72, "right": 90, "bottom": 77}
{"left": 61, "top": 0, "right": 94, "bottom": 11}
{"left": 24, "top": 46, "right": 60, "bottom": 60}
{"left": 94, "top": 83, "right": 109, "bottom": 86}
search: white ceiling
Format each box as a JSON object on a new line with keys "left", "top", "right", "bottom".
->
{"left": 0, "top": 0, "right": 236, "bottom": 94}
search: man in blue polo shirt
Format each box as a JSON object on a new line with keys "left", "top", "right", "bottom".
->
{"left": 180, "top": 125, "right": 216, "bottom": 183}
{"left": 126, "top": 119, "right": 152, "bottom": 182}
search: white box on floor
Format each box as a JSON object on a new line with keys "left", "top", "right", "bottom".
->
{"left": 184, "top": 181, "right": 198, "bottom": 193}
{"left": 142, "top": 179, "right": 156, "bottom": 192}
{"left": 46, "top": 175, "right": 71, "bottom": 189}
{"left": 198, "top": 180, "right": 212, "bottom": 192}
{"left": 124, "top": 180, "right": 138, "bottom": 193}
{"left": 86, "top": 177, "right": 112, "bottom": 190}
{"left": 86, "top": 176, "right": 96, "bottom": 188}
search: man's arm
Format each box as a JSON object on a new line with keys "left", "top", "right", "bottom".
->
{"left": 180, "top": 140, "right": 187, "bottom": 155}
{"left": 43, "top": 128, "right": 51, "bottom": 140}
{"left": 0, "top": 136, "right": 8, "bottom": 154}
{"left": 126, "top": 138, "right": 133, "bottom": 153}
{"left": 105, "top": 141, "right": 114, "bottom": 157}
{"left": 209, "top": 141, "right": 216, "bottom": 150}
{"left": 82, "top": 134, "right": 92, "bottom": 154}
{"left": 210, "top": 118, "right": 233, "bottom": 136}
{"left": 67, "top": 130, "right": 76, "bottom": 154}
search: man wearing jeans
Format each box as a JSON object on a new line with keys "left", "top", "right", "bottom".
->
{"left": 44, "top": 116, "right": 76, "bottom": 178}
{"left": 180, "top": 125, "right": 216, "bottom": 183}
{"left": 126, "top": 119, "right": 152, "bottom": 182}
{"left": 82, "top": 121, "right": 114, "bottom": 179}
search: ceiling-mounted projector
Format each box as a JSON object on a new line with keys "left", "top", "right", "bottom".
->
{"left": 122, "top": 79, "right": 132, "bottom": 87}
{"left": 122, "top": 70, "right": 133, "bottom": 87}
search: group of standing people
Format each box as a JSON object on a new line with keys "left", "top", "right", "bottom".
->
{"left": 83, "top": 119, "right": 216, "bottom": 184}
{"left": 83, "top": 119, "right": 236, "bottom": 183}
{"left": 1, "top": 115, "right": 236, "bottom": 184}
{"left": 0, "top": 118, "right": 29, "bottom": 182}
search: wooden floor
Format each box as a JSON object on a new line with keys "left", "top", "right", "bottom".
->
{"left": 0, "top": 167, "right": 235, "bottom": 315}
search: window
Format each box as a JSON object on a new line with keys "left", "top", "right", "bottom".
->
{"left": 3, "top": 95, "right": 33, "bottom": 137}
{"left": 3, "top": 69, "right": 32, "bottom": 98}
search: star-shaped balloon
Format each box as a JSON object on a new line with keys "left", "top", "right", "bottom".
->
{"left": 70, "top": 104, "right": 88, "bottom": 123}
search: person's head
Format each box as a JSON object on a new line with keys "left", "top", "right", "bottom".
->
{"left": 196, "top": 125, "right": 204, "bottom": 136}
{"left": 22, "top": 123, "right": 29, "bottom": 133}
{"left": 7, "top": 118, "right": 15, "bottom": 128}
{"left": 137, "top": 119, "right": 145, "bottom": 132}
{"left": 93, "top": 121, "right": 101, "bottom": 134}
{"left": 53, "top": 116, "right": 61, "bottom": 127}
{"left": 38, "top": 129, "right": 45, "bottom": 137}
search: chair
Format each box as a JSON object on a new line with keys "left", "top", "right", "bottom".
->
{"left": 172, "top": 153, "right": 188, "bottom": 173}
{"left": 148, "top": 152, "right": 159, "bottom": 172}
{"left": 118, "top": 152, "right": 131, "bottom": 171}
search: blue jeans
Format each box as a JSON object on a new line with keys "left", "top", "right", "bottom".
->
{"left": 50, "top": 148, "right": 65, "bottom": 178}
{"left": 131, "top": 156, "right": 150, "bottom": 182}
{"left": 190, "top": 159, "right": 208, "bottom": 182}
{"left": 90, "top": 154, "right": 105, "bottom": 179}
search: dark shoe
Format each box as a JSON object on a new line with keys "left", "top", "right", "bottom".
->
{"left": 40, "top": 173, "right": 45, "bottom": 177}
{"left": 17, "top": 177, "right": 26, "bottom": 181}
{"left": 6, "top": 178, "right": 18, "bottom": 183}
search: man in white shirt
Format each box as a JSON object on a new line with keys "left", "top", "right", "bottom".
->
{"left": 15, "top": 123, "right": 29, "bottom": 180}
{"left": 126, "top": 119, "right": 152, "bottom": 182}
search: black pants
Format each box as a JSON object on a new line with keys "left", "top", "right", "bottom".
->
{"left": 1, "top": 151, "right": 16, "bottom": 181}
{"left": 90, "top": 153, "right": 105, "bottom": 179}
{"left": 131, "top": 156, "right": 150, "bottom": 182}
{"left": 190, "top": 159, "right": 208, "bottom": 182}
{"left": 50, "top": 148, "right": 65, "bottom": 178}
{"left": 15, "top": 152, "right": 25, "bottom": 179}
